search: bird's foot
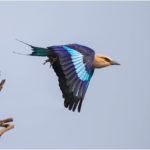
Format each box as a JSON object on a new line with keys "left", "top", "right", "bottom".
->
{"left": 43, "top": 57, "right": 57, "bottom": 68}
{"left": 43, "top": 59, "right": 50, "bottom": 65}
{"left": 50, "top": 57, "right": 57, "bottom": 66}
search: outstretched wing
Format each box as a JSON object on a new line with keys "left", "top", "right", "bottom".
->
{"left": 49, "top": 44, "right": 95, "bottom": 112}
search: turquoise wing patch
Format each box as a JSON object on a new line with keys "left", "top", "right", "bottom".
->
{"left": 63, "top": 46, "right": 90, "bottom": 81}
{"left": 50, "top": 44, "right": 95, "bottom": 112}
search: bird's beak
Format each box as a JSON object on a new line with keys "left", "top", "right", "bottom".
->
{"left": 111, "top": 60, "right": 120, "bottom": 65}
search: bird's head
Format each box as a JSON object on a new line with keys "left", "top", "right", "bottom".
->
{"left": 92, "top": 54, "right": 120, "bottom": 68}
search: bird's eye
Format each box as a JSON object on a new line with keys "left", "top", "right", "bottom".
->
{"left": 104, "top": 57, "right": 111, "bottom": 62}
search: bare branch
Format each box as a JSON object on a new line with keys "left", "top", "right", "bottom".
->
{"left": 0, "top": 77, "right": 14, "bottom": 137}
{"left": 0, "top": 124, "right": 14, "bottom": 136}
{"left": 0, "top": 79, "right": 5, "bottom": 91}
{"left": 0, "top": 118, "right": 14, "bottom": 136}
{"left": 0, "top": 118, "right": 13, "bottom": 124}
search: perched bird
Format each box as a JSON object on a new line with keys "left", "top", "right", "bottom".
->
{"left": 17, "top": 40, "right": 120, "bottom": 112}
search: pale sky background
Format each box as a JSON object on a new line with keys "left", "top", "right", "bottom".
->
{"left": 0, "top": 1, "right": 150, "bottom": 149}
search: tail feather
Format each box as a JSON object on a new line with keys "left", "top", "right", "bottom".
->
{"left": 16, "top": 39, "right": 50, "bottom": 57}
{"left": 30, "top": 47, "right": 50, "bottom": 56}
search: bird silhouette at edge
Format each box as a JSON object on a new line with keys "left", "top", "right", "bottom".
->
{"left": 17, "top": 40, "right": 120, "bottom": 112}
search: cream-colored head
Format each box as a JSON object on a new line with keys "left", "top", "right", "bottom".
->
{"left": 92, "top": 54, "right": 120, "bottom": 68}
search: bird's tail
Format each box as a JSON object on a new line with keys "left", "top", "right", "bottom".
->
{"left": 16, "top": 39, "right": 51, "bottom": 57}
{"left": 30, "top": 47, "right": 50, "bottom": 56}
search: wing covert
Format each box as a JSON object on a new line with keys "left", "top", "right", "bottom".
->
{"left": 49, "top": 44, "right": 95, "bottom": 112}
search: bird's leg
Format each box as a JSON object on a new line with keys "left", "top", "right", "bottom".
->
{"left": 43, "top": 59, "right": 50, "bottom": 65}
{"left": 49, "top": 56, "right": 57, "bottom": 67}
{"left": 43, "top": 56, "right": 57, "bottom": 67}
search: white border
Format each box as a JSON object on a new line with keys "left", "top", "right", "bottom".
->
{"left": 0, "top": 149, "right": 150, "bottom": 150}
{"left": 0, "top": 0, "right": 150, "bottom": 1}
{"left": 0, "top": 1, "right": 149, "bottom": 150}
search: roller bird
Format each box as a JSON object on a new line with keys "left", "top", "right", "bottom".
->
{"left": 17, "top": 40, "right": 120, "bottom": 112}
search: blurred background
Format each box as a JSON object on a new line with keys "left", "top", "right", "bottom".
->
{"left": 0, "top": 1, "right": 150, "bottom": 148}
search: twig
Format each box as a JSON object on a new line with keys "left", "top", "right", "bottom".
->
{"left": 0, "top": 77, "right": 14, "bottom": 137}
{"left": 0, "top": 118, "right": 13, "bottom": 124}
{"left": 0, "top": 124, "right": 14, "bottom": 136}
{"left": 0, "top": 79, "right": 5, "bottom": 91}
{"left": 0, "top": 118, "right": 14, "bottom": 136}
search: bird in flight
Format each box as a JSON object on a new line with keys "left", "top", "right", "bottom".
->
{"left": 17, "top": 40, "right": 120, "bottom": 112}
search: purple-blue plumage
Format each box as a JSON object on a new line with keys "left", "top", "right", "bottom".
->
{"left": 49, "top": 44, "right": 95, "bottom": 74}
{"left": 47, "top": 44, "right": 95, "bottom": 112}
{"left": 18, "top": 40, "right": 119, "bottom": 112}
{"left": 21, "top": 41, "right": 95, "bottom": 112}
